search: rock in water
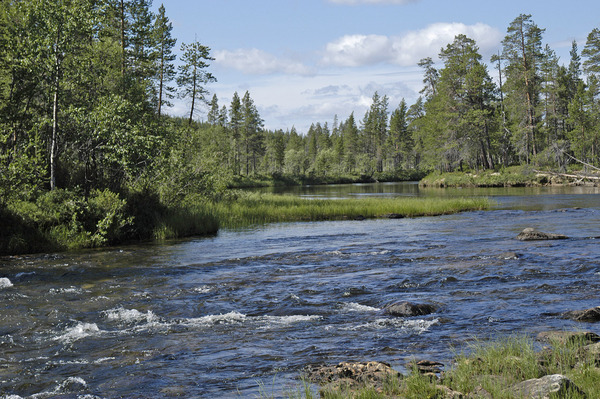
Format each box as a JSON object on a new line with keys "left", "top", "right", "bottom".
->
{"left": 383, "top": 301, "right": 436, "bottom": 317}
{"left": 517, "top": 228, "right": 568, "bottom": 241}
{"left": 561, "top": 306, "right": 600, "bottom": 322}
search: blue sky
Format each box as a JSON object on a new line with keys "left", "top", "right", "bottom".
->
{"left": 155, "top": 0, "right": 600, "bottom": 133}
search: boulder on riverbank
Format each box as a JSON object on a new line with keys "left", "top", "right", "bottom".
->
{"left": 517, "top": 228, "right": 569, "bottom": 241}
{"left": 561, "top": 306, "right": 600, "bottom": 322}
{"left": 304, "top": 361, "right": 401, "bottom": 392}
{"left": 508, "top": 374, "right": 585, "bottom": 399}
{"left": 383, "top": 301, "right": 437, "bottom": 317}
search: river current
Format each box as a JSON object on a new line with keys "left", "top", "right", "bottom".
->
{"left": 1, "top": 183, "right": 600, "bottom": 398}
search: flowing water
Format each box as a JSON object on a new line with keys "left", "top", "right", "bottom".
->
{"left": 1, "top": 183, "right": 600, "bottom": 398}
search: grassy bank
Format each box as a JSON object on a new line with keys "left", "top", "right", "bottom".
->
{"left": 420, "top": 165, "right": 600, "bottom": 188}
{"left": 266, "top": 334, "right": 600, "bottom": 398}
{"left": 1, "top": 190, "right": 488, "bottom": 256}
{"left": 207, "top": 193, "right": 490, "bottom": 229}
{"left": 420, "top": 166, "right": 541, "bottom": 188}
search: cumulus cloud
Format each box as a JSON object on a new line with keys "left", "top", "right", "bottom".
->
{"left": 328, "top": 0, "right": 419, "bottom": 4}
{"left": 322, "top": 34, "right": 393, "bottom": 67}
{"left": 214, "top": 48, "right": 314, "bottom": 76}
{"left": 322, "top": 22, "right": 502, "bottom": 67}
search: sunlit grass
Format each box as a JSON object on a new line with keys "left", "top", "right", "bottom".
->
{"left": 443, "top": 335, "right": 597, "bottom": 399}
{"left": 206, "top": 193, "right": 490, "bottom": 228}
{"left": 291, "top": 335, "right": 600, "bottom": 398}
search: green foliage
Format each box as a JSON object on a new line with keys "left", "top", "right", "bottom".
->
{"left": 85, "top": 189, "right": 132, "bottom": 246}
{"left": 400, "top": 368, "right": 439, "bottom": 399}
{"left": 443, "top": 335, "right": 600, "bottom": 398}
{"left": 420, "top": 167, "right": 535, "bottom": 187}
{"left": 3, "top": 188, "right": 131, "bottom": 251}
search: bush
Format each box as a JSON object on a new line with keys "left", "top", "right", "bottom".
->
{"left": 84, "top": 189, "right": 132, "bottom": 246}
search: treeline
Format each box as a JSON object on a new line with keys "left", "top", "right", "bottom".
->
{"left": 203, "top": 14, "right": 600, "bottom": 181}
{"left": 2, "top": 2, "right": 600, "bottom": 252}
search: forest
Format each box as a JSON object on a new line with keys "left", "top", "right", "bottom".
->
{"left": 2, "top": 1, "right": 600, "bottom": 253}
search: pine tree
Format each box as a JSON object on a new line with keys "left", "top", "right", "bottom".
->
{"left": 241, "top": 91, "right": 264, "bottom": 175}
{"left": 177, "top": 40, "right": 216, "bottom": 125}
{"left": 128, "top": 0, "right": 155, "bottom": 83}
{"left": 229, "top": 92, "right": 242, "bottom": 174}
{"left": 582, "top": 28, "right": 600, "bottom": 75}
{"left": 418, "top": 57, "right": 439, "bottom": 99}
{"left": 153, "top": 3, "right": 176, "bottom": 117}
{"left": 361, "top": 92, "right": 389, "bottom": 172}
{"left": 388, "top": 99, "right": 412, "bottom": 170}
{"left": 501, "top": 14, "right": 545, "bottom": 163}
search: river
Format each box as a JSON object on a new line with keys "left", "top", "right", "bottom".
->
{"left": 1, "top": 183, "right": 599, "bottom": 398}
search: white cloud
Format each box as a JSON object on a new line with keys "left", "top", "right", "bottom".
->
{"left": 328, "top": 0, "right": 419, "bottom": 4}
{"left": 322, "top": 34, "right": 394, "bottom": 67}
{"left": 214, "top": 48, "right": 314, "bottom": 76}
{"left": 322, "top": 22, "right": 502, "bottom": 67}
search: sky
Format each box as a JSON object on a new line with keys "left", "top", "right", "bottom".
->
{"left": 155, "top": 0, "right": 600, "bottom": 133}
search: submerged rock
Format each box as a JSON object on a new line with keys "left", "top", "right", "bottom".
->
{"left": 517, "top": 228, "right": 569, "bottom": 241}
{"left": 508, "top": 374, "right": 585, "bottom": 399}
{"left": 383, "top": 301, "right": 437, "bottom": 317}
{"left": 561, "top": 306, "right": 600, "bottom": 322}
{"left": 383, "top": 213, "right": 405, "bottom": 219}
{"left": 498, "top": 251, "right": 520, "bottom": 260}
{"left": 304, "top": 361, "right": 401, "bottom": 393}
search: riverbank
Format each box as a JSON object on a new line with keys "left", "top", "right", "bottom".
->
{"left": 0, "top": 190, "right": 489, "bottom": 256}
{"left": 420, "top": 166, "right": 600, "bottom": 188}
{"left": 281, "top": 332, "right": 600, "bottom": 398}
{"left": 208, "top": 193, "right": 490, "bottom": 228}
{"left": 228, "top": 170, "right": 427, "bottom": 189}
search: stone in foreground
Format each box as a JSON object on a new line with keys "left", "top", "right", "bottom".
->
{"left": 509, "top": 374, "right": 585, "bottom": 399}
{"left": 304, "top": 361, "right": 401, "bottom": 393}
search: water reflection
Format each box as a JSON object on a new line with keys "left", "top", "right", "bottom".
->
{"left": 253, "top": 182, "right": 600, "bottom": 210}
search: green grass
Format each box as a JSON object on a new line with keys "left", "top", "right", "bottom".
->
{"left": 207, "top": 192, "right": 490, "bottom": 228}
{"left": 443, "top": 335, "right": 598, "bottom": 399}
{"left": 283, "top": 335, "right": 600, "bottom": 398}
{"left": 420, "top": 166, "right": 540, "bottom": 188}
{"left": 152, "top": 205, "right": 219, "bottom": 241}
{"left": 1, "top": 190, "right": 488, "bottom": 255}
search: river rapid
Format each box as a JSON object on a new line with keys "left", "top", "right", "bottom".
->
{"left": 1, "top": 183, "right": 600, "bottom": 398}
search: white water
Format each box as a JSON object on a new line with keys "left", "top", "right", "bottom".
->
{"left": 2, "top": 184, "right": 600, "bottom": 398}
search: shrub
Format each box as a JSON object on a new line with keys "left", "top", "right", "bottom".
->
{"left": 84, "top": 189, "right": 132, "bottom": 246}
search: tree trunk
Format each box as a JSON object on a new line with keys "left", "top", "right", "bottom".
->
{"left": 50, "top": 37, "right": 62, "bottom": 190}
{"left": 158, "top": 53, "right": 164, "bottom": 116}
{"left": 188, "top": 67, "right": 197, "bottom": 125}
{"left": 120, "top": 0, "right": 126, "bottom": 76}
{"left": 519, "top": 22, "right": 537, "bottom": 159}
